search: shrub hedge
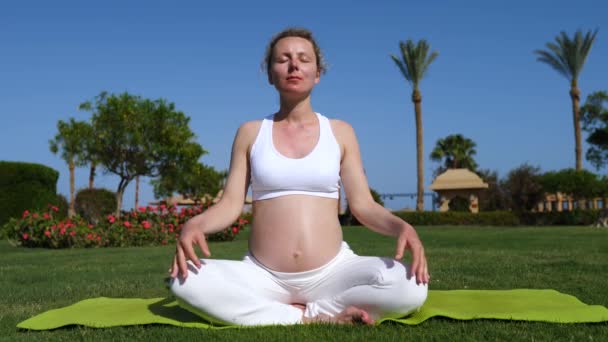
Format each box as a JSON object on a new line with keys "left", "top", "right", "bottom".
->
{"left": 74, "top": 188, "right": 117, "bottom": 224}
{"left": 391, "top": 211, "right": 520, "bottom": 226}
{"left": 2, "top": 203, "right": 249, "bottom": 248}
{"left": 518, "top": 209, "right": 601, "bottom": 226}
{"left": 342, "top": 210, "right": 600, "bottom": 226}
{"left": 0, "top": 161, "right": 59, "bottom": 226}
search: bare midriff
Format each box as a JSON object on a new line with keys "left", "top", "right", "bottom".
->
{"left": 249, "top": 195, "right": 342, "bottom": 273}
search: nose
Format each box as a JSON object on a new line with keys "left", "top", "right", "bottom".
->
{"left": 288, "top": 58, "right": 300, "bottom": 71}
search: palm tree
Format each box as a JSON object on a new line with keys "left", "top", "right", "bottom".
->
{"left": 49, "top": 118, "right": 90, "bottom": 217}
{"left": 430, "top": 134, "right": 478, "bottom": 173}
{"left": 391, "top": 40, "right": 439, "bottom": 211}
{"left": 535, "top": 29, "right": 599, "bottom": 170}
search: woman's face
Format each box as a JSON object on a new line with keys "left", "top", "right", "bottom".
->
{"left": 269, "top": 37, "right": 320, "bottom": 97}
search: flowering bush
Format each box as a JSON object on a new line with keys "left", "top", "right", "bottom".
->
{"left": 1, "top": 203, "right": 249, "bottom": 248}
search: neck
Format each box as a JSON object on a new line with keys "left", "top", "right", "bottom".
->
{"left": 277, "top": 95, "right": 316, "bottom": 123}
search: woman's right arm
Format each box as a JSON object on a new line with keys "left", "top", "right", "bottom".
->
{"left": 170, "top": 121, "right": 258, "bottom": 279}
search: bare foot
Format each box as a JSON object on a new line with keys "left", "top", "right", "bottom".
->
{"left": 303, "top": 306, "right": 374, "bottom": 325}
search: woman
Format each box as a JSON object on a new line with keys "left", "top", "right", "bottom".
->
{"left": 169, "top": 28, "right": 429, "bottom": 326}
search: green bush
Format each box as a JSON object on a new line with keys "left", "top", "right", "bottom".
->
{"left": 74, "top": 188, "right": 117, "bottom": 224}
{"left": 391, "top": 211, "right": 520, "bottom": 226}
{"left": 3, "top": 203, "right": 250, "bottom": 248}
{"left": 0, "top": 161, "right": 59, "bottom": 226}
{"left": 448, "top": 196, "right": 470, "bottom": 212}
{"left": 518, "top": 209, "right": 600, "bottom": 226}
{"left": 53, "top": 193, "right": 69, "bottom": 220}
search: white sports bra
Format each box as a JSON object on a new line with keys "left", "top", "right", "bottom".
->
{"left": 250, "top": 113, "right": 341, "bottom": 201}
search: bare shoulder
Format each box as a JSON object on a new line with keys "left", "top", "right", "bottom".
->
{"left": 233, "top": 120, "right": 263, "bottom": 146}
{"left": 237, "top": 120, "right": 263, "bottom": 137}
{"left": 329, "top": 119, "right": 357, "bottom": 143}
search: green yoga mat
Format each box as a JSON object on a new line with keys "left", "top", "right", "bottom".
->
{"left": 17, "top": 289, "right": 608, "bottom": 330}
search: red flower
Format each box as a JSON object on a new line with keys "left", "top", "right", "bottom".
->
{"left": 44, "top": 230, "right": 51, "bottom": 238}
{"left": 88, "top": 224, "right": 93, "bottom": 229}
{"left": 69, "top": 230, "right": 76, "bottom": 236}
{"left": 161, "top": 239, "right": 168, "bottom": 245}
{"left": 51, "top": 205, "right": 59, "bottom": 212}
{"left": 97, "top": 236, "right": 102, "bottom": 241}
{"left": 22, "top": 233, "right": 29, "bottom": 240}
{"left": 22, "top": 210, "right": 29, "bottom": 218}
{"left": 32, "top": 213, "right": 39, "bottom": 219}
{"left": 60, "top": 228, "right": 66, "bottom": 235}
{"left": 43, "top": 213, "right": 50, "bottom": 220}
{"left": 138, "top": 206, "right": 147, "bottom": 213}
{"left": 160, "top": 204, "right": 167, "bottom": 210}
{"left": 107, "top": 215, "right": 116, "bottom": 223}
{"left": 238, "top": 218, "right": 248, "bottom": 225}
{"left": 142, "top": 220, "right": 151, "bottom": 229}
{"left": 232, "top": 227, "right": 239, "bottom": 234}
{"left": 87, "top": 233, "right": 93, "bottom": 240}
{"left": 123, "top": 221, "right": 132, "bottom": 228}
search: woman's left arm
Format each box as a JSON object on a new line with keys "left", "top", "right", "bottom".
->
{"left": 333, "top": 120, "right": 429, "bottom": 284}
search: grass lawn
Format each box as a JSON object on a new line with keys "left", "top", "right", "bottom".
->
{"left": 1, "top": 226, "right": 607, "bottom": 341}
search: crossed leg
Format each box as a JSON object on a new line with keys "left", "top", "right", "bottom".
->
{"left": 170, "top": 251, "right": 427, "bottom": 326}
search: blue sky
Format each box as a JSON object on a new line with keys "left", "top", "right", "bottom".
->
{"left": 1, "top": 0, "right": 607, "bottom": 210}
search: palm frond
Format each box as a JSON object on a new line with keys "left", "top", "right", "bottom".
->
{"left": 390, "top": 54, "right": 410, "bottom": 84}
{"left": 535, "top": 29, "right": 599, "bottom": 82}
{"left": 391, "top": 39, "right": 438, "bottom": 89}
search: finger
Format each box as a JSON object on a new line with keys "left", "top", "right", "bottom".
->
{"left": 410, "top": 246, "right": 422, "bottom": 283}
{"left": 176, "top": 245, "right": 189, "bottom": 279}
{"left": 394, "top": 237, "right": 407, "bottom": 260}
{"left": 418, "top": 251, "right": 429, "bottom": 284}
{"left": 417, "top": 256, "right": 427, "bottom": 284}
{"left": 169, "top": 255, "right": 179, "bottom": 278}
{"left": 181, "top": 238, "right": 201, "bottom": 269}
{"left": 197, "top": 235, "right": 211, "bottom": 258}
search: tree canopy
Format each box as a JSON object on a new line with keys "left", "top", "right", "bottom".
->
{"left": 79, "top": 92, "right": 205, "bottom": 216}
{"left": 430, "top": 134, "right": 478, "bottom": 173}
{"left": 390, "top": 39, "right": 438, "bottom": 91}
{"left": 503, "top": 164, "right": 544, "bottom": 212}
{"left": 152, "top": 162, "right": 223, "bottom": 203}
{"left": 581, "top": 91, "right": 608, "bottom": 170}
{"left": 542, "top": 168, "right": 606, "bottom": 199}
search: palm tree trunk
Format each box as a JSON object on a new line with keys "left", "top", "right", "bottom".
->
{"left": 570, "top": 82, "right": 582, "bottom": 170}
{"left": 135, "top": 175, "right": 140, "bottom": 209}
{"left": 68, "top": 160, "right": 76, "bottom": 218}
{"left": 88, "top": 162, "right": 96, "bottom": 189}
{"left": 413, "top": 90, "right": 424, "bottom": 211}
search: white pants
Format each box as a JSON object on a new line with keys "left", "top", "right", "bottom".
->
{"left": 170, "top": 242, "right": 428, "bottom": 326}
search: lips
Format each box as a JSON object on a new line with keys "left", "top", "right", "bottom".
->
{"left": 286, "top": 76, "right": 302, "bottom": 81}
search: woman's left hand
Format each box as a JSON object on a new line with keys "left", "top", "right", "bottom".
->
{"left": 394, "top": 224, "right": 429, "bottom": 285}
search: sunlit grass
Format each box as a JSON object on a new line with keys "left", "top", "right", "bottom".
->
{"left": 1, "top": 226, "right": 607, "bottom": 341}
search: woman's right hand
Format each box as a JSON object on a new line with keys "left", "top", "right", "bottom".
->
{"left": 169, "top": 218, "right": 211, "bottom": 279}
